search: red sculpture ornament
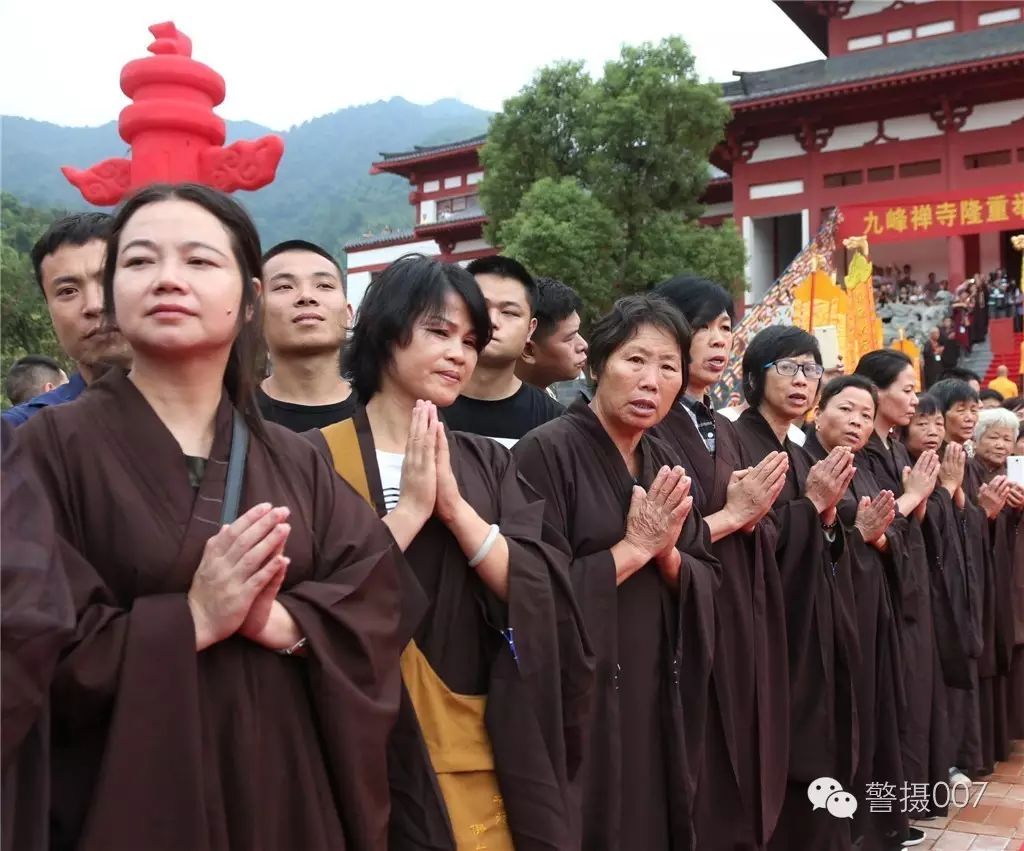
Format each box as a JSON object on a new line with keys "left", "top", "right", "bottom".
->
{"left": 62, "top": 22, "right": 284, "bottom": 205}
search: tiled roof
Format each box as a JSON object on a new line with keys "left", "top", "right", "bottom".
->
{"left": 721, "top": 23, "right": 1024, "bottom": 104}
{"left": 377, "top": 134, "right": 487, "bottom": 163}
{"left": 344, "top": 227, "right": 417, "bottom": 251}
{"left": 415, "top": 214, "right": 488, "bottom": 235}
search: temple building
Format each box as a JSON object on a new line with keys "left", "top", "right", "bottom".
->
{"left": 716, "top": 0, "right": 1024, "bottom": 303}
{"left": 345, "top": 0, "right": 1024, "bottom": 308}
{"left": 343, "top": 135, "right": 496, "bottom": 307}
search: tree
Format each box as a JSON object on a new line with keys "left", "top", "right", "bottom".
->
{"left": 480, "top": 37, "right": 746, "bottom": 299}
{"left": 497, "top": 178, "right": 621, "bottom": 322}
{"left": 1, "top": 193, "right": 66, "bottom": 406}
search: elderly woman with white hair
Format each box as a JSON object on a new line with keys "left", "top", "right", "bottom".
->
{"left": 970, "top": 407, "right": 1024, "bottom": 755}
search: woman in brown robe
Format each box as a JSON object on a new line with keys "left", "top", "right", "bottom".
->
{"left": 514, "top": 294, "right": 721, "bottom": 851}
{"left": 305, "top": 255, "right": 593, "bottom": 851}
{"left": 806, "top": 375, "right": 925, "bottom": 849}
{"left": 971, "top": 408, "right": 1024, "bottom": 751}
{"left": 931, "top": 378, "right": 1013, "bottom": 775}
{"left": 854, "top": 351, "right": 948, "bottom": 813}
{"left": 2, "top": 419, "right": 74, "bottom": 851}
{"left": 902, "top": 395, "right": 982, "bottom": 784}
{"left": 650, "top": 276, "right": 790, "bottom": 851}
{"left": 732, "top": 326, "right": 859, "bottom": 851}
{"left": 15, "top": 184, "right": 409, "bottom": 851}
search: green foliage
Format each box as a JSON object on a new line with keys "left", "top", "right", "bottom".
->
{"left": 0, "top": 193, "right": 66, "bottom": 406}
{"left": 497, "top": 178, "right": 619, "bottom": 323}
{"left": 480, "top": 37, "right": 746, "bottom": 300}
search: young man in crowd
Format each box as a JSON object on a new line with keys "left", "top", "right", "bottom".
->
{"left": 442, "top": 256, "right": 563, "bottom": 446}
{"left": 515, "top": 276, "right": 589, "bottom": 399}
{"left": 258, "top": 240, "right": 356, "bottom": 432}
{"left": 3, "top": 213, "right": 131, "bottom": 427}
{"left": 5, "top": 356, "right": 68, "bottom": 407}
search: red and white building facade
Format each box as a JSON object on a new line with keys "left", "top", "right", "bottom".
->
{"left": 344, "top": 135, "right": 497, "bottom": 308}
{"left": 715, "top": 0, "right": 1024, "bottom": 303}
{"left": 346, "top": 0, "right": 1024, "bottom": 309}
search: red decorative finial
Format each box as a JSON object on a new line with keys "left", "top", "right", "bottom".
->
{"left": 61, "top": 22, "right": 284, "bottom": 205}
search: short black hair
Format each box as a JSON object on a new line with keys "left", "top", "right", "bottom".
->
{"left": 854, "top": 349, "right": 913, "bottom": 390}
{"left": 531, "top": 277, "right": 583, "bottom": 343}
{"left": 587, "top": 294, "right": 691, "bottom": 383}
{"left": 31, "top": 212, "right": 112, "bottom": 296}
{"left": 5, "top": 355, "right": 65, "bottom": 406}
{"left": 819, "top": 374, "right": 878, "bottom": 412}
{"left": 741, "top": 326, "right": 821, "bottom": 407}
{"left": 261, "top": 239, "right": 346, "bottom": 295}
{"left": 939, "top": 366, "right": 981, "bottom": 385}
{"left": 653, "top": 274, "right": 735, "bottom": 328}
{"left": 343, "top": 254, "right": 491, "bottom": 401}
{"left": 914, "top": 392, "right": 942, "bottom": 417}
{"left": 1003, "top": 396, "right": 1024, "bottom": 412}
{"left": 930, "top": 378, "right": 981, "bottom": 412}
{"left": 980, "top": 388, "right": 1005, "bottom": 404}
{"left": 466, "top": 255, "right": 537, "bottom": 312}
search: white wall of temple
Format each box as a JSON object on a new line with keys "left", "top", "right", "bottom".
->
{"left": 346, "top": 239, "right": 439, "bottom": 270}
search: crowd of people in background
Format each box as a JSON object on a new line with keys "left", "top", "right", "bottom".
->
{"left": 2, "top": 183, "right": 1022, "bottom": 851}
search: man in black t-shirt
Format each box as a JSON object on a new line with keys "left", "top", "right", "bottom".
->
{"left": 516, "top": 276, "right": 589, "bottom": 401}
{"left": 258, "top": 240, "right": 357, "bottom": 432}
{"left": 443, "top": 256, "right": 563, "bottom": 446}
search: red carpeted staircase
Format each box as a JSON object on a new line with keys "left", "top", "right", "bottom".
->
{"left": 982, "top": 328, "right": 1023, "bottom": 388}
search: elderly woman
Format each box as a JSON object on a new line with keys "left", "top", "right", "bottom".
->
{"left": 804, "top": 374, "right": 927, "bottom": 849}
{"left": 306, "top": 254, "right": 592, "bottom": 851}
{"left": 514, "top": 294, "right": 721, "bottom": 851}
{"left": 732, "top": 326, "right": 858, "bottom": 851}
{"left": 932, "top": 379, "right": 1013, "bottom": 774}
{"left": 650, "top": 276, "right": 789, "bottom": 851}
{"left": 853, "top": 350, "right": 948, "bottom": 812}
{"left": 974, "top": 408, "right": 1024, "bottom": 743}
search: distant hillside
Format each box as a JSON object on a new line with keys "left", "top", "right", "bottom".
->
{"left": 0, "top": 97, "right": 492, "bottom": 258}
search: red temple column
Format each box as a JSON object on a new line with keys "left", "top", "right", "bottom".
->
{"left": 947, "top": 234, "right": 966, "bottom": 288}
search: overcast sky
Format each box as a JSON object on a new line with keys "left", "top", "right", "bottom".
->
{"left": 1, "top": 0, "right": 822, "bottom": 130}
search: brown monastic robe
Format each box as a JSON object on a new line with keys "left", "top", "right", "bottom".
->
{"left": 306, "top": 407, "right": 593, "bottom": 851}
{"left": 733, "top": 408, "right": 859, "bottom": 851}
{"left": 15, "top": 370, "right": 408, "bottom": 851}
{"left": 910, "top": 447, "right": 983, "bottom": 775}
{"left": 967, "top": 458, "right": 1017, "bottom": 770}
{"left": 513, "top": 399, "right": 720, "bottom": 851}
{"left": 650, "top": 405, "right": 788, "bottom": 850}
{"left": 859, "top": 432, "right": 950, "bottom": 796}
{"left": 1, "top": 420, "right": 74, "bottom": 851}
{"left": 805, "top": 431, "right": 910, "bottom": 848}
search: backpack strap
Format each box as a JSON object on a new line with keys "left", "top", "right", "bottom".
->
{"left": 220, "top": 410, "right": 249, "bottom": 525}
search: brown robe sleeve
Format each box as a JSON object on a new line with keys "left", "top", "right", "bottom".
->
{"left": 2, "top": 421, "right": 74, "bottom": 851}
{"left": 273, "top": 439, "right": 408, "bottom": 851}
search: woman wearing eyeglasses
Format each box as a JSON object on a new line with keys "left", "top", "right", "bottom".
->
{"left": 733, "top": 327, "right": 860, "bottom": 851}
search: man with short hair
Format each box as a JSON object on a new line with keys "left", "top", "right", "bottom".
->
{"left": 980, "top": 388, "right": 1005, "bottom": 409}
{"left": 258, "top": 240, "right": 356, "bottom": 432}
{"left": 442, "top": 256, "right": 563, "bottom": 446}
{"left": 515, "top": 276, "right": 588, "bottom": 397}
{"left": 3, "top": 213, "right": 132, "bottom": 427}
{"left": 940, "top": 367, "right": 982, "bottom": 394}
{"left": 988, "top": 365, "right": 1018, "bottom": 402}
{"left": 5, "top": 356, "right": 68, "bottom": 407}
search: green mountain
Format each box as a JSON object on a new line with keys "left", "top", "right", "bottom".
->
{"left": 0, "top": 97, "right": 492, "bottom": 258}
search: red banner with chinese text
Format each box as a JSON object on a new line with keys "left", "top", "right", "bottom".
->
{"left": 836, "top": 183, "right": 1024, "bottom": 244}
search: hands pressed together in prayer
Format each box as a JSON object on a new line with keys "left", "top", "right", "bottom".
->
{"left": 979, "top": 476, "right": 1013, "bottom": 519}
{"left": 939, "top": 442, "right": 967, "bottom": 509}
{"left": 726, "top": 451, "right": 789, "bottom": 534}
{"left": 855, "top": 490, "right": 897, "bottom": 551}
{"left": 804, "top": 447, "right": 856, "bottom": 527}
{"left": 188, "top": 503, "right": 302, "bottom": 653}
{"left": 612, "top": 465, "right": 693, "bottom": 588}
{"left": 901, "top": 450, "right": 940, "bottom": 522}
{"left": 388, "top": 400, "right": 510, "bottom": 599}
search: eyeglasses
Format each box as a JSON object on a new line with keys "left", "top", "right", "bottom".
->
{"left": 763, "top": 359, "right": 825, "bottom": 379}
